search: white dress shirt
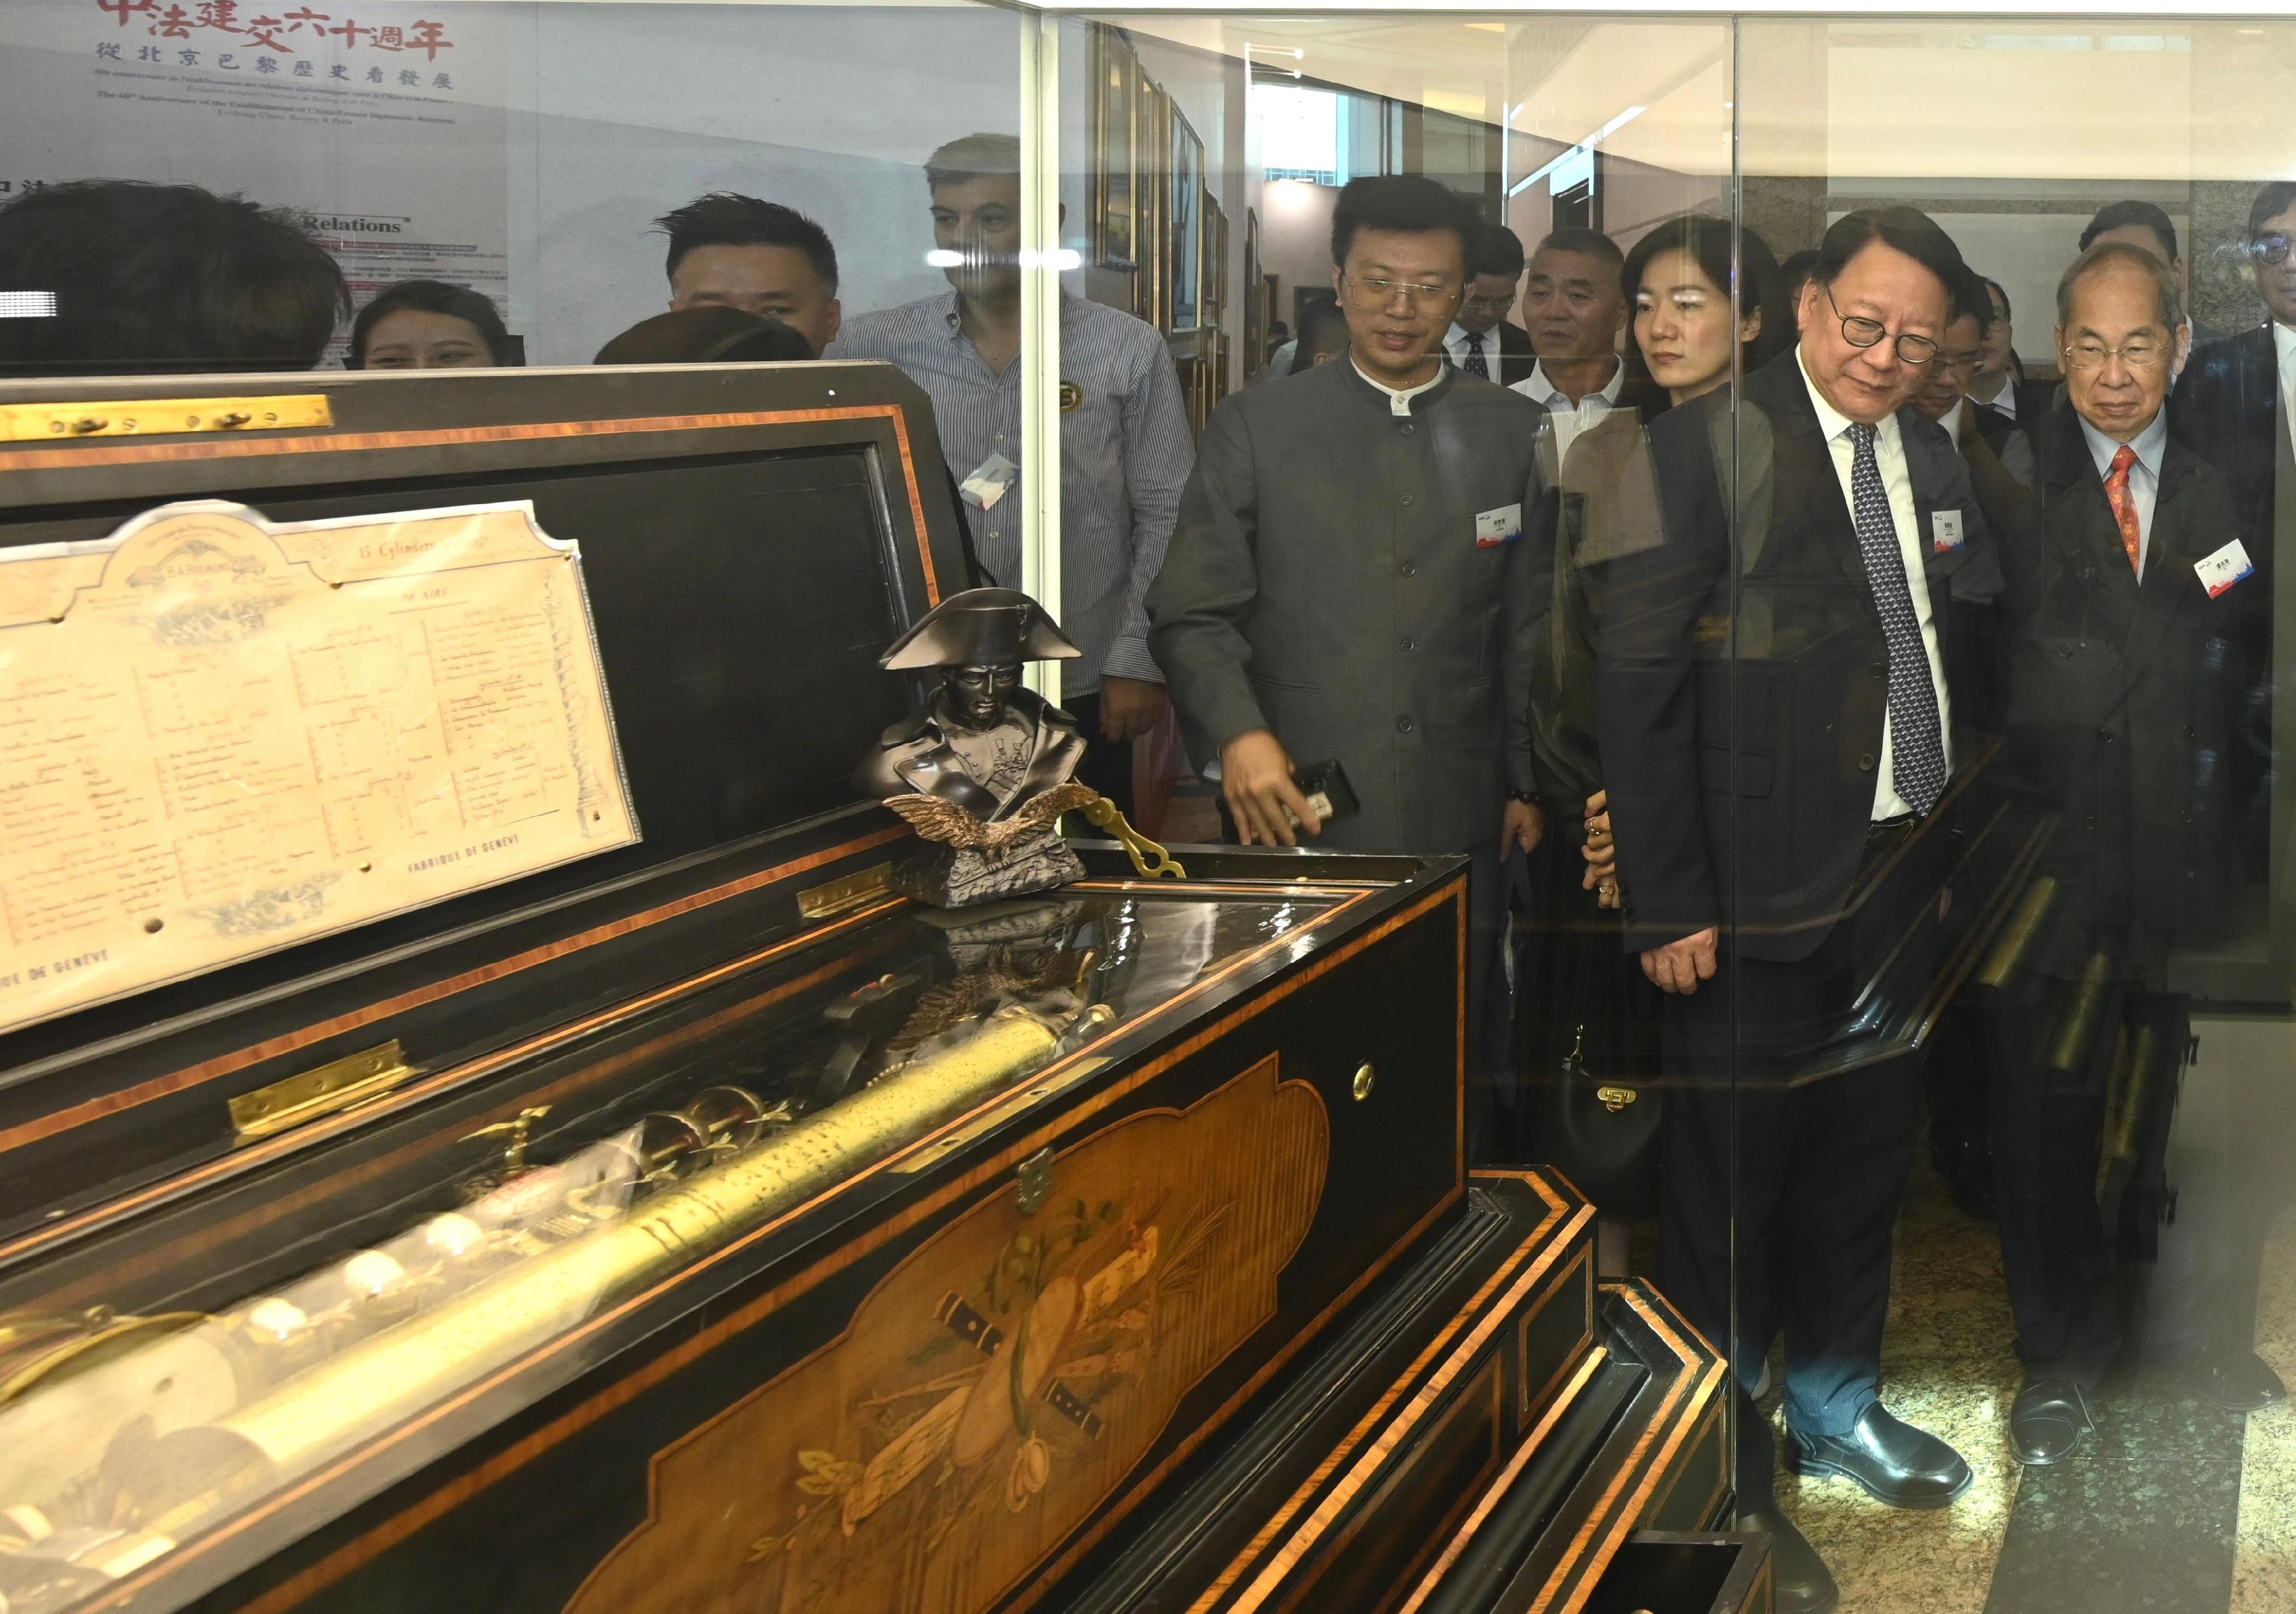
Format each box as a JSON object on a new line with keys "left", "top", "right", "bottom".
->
{"left": 1510, "top": 358, "right": 1623, "bottom": 465}
{"left": 2274, "top": 320, "right": 2296, "bottom": 462}
{"left": 1973, "top": 372, "right": 2018, "bottom": 421}
{"left": 1442, "top": 322, "right": 1501, "bottom": 377}
{"left": 2076, "top": 406, "right": 2169, "bottom": 580}
{"left": 1797, "top": 349, "right": 1953, "bottom": 819}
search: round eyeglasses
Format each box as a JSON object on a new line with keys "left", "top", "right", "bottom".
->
{"left": 2252, "top": 233, "right": 2293, "bottom": 268}
{"left": 1822, "top": 282, "right": 1941, "bottom": 366}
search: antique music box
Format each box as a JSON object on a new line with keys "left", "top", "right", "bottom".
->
{"left": 0, "top": 363, "right": 1737, "bottom": 1614}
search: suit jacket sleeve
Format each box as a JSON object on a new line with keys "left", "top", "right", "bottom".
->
{"left": 1107, "top": 325, "right": 1197, "bottom": 683}
{"left": 1146, "top": 399, "right": 1269, "bottom": 759}
{"left": 1596, "top": 400, "right": 1729, "bottom": 952}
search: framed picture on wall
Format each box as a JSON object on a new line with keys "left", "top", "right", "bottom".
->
{"left": 1242, "top": 208, "right": 1264, "bottom": 378}
{"left": 1200, "top": 190, "right": 1224, "bottom": 330}
{"left": 1169, "top": 114, "right": 1202, "bottom": 331}
{"left": 1091, "top": 25, "right": 1137, "bottom": 275}
{"left": 1136, "top": 84, "right": 1169, "bottom": 329}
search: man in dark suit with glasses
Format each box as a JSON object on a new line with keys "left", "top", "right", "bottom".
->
{"left": 1599, "top": 206, "right": 1997, "bottom": 1613}
{"left": 1988, "top": 241, "right": 2262, "bottom": 1472}
{"left": 1441, "top": 222, "right": 1535, "bottom": 387}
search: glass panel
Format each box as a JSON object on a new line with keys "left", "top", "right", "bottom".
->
{"left": 1724, "top": 16, "right": 2296, "bottom": 1609}
{"left": 0, "top": 883, "right": 1345, "bottom": 1597}
{"left": 1059, "top": 0, "right": 1737, "bottom": 1536}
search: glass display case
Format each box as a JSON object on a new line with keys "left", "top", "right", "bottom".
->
{"left": 0, "top": 360, "right": 1727, "bottom": 1614}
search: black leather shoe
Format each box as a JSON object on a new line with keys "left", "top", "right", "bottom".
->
{"left": 2008, "top": 1378, "right": 2093, "bottom": 1465}
{"left": 2193, "top": 1345, "right": 2288, "bottom": 1413}
{"left": 1737, "top": 1508, "right": 1839, "bottom": 1614}
{"left": 1784, "top": 1403, "right": 1972, "bottom": 1508}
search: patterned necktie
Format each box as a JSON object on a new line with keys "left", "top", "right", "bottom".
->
{"left": 2104, "top": 443, "right": 2142, "bottom": 575}
{"left": 1848, "top": 421, "right": 1946, "bottom": 816}
{"left": 1463, "top": 331, "right": 1488, "bottom": 380}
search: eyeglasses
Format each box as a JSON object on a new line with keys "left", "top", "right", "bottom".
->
{"left": 1461, "top": 292, "right": 1517, "bottom": 315}
{"left": 1925, "top": 350, "right": 1983, "bottom": 376}
{"left": 1341, "top": 274, "right": 1463, "bottom": 315}
{"left": 2252, "top": 233, "right": 2293, "bottom": 267}
{"left": 1822, "top": 283, "right": 1941, "bottom": 366}
{"left": 2062, "top": 338, "right": 2169, "bottom": 371}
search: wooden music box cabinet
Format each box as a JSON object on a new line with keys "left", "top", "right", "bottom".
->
{"left": 0, "top": 363, "right": 1747, "bottom": 1614}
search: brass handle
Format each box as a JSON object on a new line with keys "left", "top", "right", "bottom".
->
{"left": 1079, "top": 796, "right": 1186, "bottom": 880}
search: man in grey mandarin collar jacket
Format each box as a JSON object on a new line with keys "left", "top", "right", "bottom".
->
{"left": 1146, "top": 355, "right": 1546, "bottom": 856}
{"left": 1147, "top": 175, "right": 1546, "bottom": 1166}
{"left": 1145, "top": 183, "right": 1548, "bottom": 860}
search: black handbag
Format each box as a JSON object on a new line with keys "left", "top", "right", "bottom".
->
{"left": 1507, "top": 831, "right": 1664, "bottom": 1217}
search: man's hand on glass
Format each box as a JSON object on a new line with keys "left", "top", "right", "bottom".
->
{"left": 1096, "top": 675, "right": 1169, "bottom": 742}
{"left": 1220, "top": 729, "right": 1318, "bottom": 846}
{"left": 1640, "top": 926, "right": 1718, "bottom": 994}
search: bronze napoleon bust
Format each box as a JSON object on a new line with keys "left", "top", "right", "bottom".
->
{"left": 856, "top": 589, "right": 1097, "bottom": 907}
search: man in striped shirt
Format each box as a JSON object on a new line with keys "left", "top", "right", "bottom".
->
{"left": 829, "top": 133, "right": 1194, "bottom": 819}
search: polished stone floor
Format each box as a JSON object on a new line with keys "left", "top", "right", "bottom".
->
{"left": 1752, "top": 1018, "right": 2296, "bottom": 1614}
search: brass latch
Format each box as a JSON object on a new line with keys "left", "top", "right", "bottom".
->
{"left": 1, "top": 394, "right": 332, "bottom": 443}
{"left": 798, "top": 861, "right": 894, "bottom": 920}
{"left": 229, "top": 1039, "right": 414, "bottom": 1144}
{"left": 1595, "top": 1086, "right": 1638, "bottom": 1113}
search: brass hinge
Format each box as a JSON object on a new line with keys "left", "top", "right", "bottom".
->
{"left": 798, "top": 862, "right": 893, "bottom": 921}
{"left": 1015, "top": 1145, "right": 1056, "bottom": 1216}
{"left": 229, "top": 1039, "right": 414, "bottom": 1144}
{"left": 1, "top": 394, "right": 332, "bottom": 443}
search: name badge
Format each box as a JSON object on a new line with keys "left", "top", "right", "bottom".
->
{"left": 1475, "top": 502, "right": 1523, "bottom": 548}
{"left": 959, "top": 451, "right": 1018, "bottom": 512}
{"left": 1930, "top": 509, "right": 1965, "bottom": 553}
{"left": 2195, "top": 537, "right": 2256, "bottom": 598}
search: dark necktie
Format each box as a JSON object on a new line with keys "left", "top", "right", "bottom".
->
{"left": 1848, "top": 421, "right": 1945, "bottom": 816}
{"left": 1463, "top": 331, "right": 1488, "bottom": 380}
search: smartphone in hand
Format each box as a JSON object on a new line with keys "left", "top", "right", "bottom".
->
{"left": 1281, "top": 758, "right": 1359, "bottom": 830}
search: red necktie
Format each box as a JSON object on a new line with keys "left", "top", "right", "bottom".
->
{"left": 2104, "top": 444, "right": 2142, "bottom": 576}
